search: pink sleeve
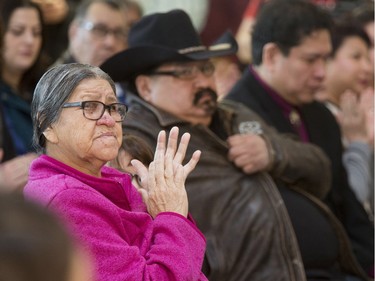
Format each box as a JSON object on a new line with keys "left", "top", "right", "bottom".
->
{"left": 49, "top": 189, "right": 207, "bottom": 281}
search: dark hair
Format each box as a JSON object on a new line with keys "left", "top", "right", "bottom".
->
{"left": 351, "top": 2, "right": 374, "bottom": 26}
{"left": 74, "top": 0, "right": 127, "bottom": 21}
{"left": 0, "top": 13, "right": 2, "bottom": 68}
{"left": 330, "top": 21, "right": 371, "bottom": 57}
{"left": 123, "top": 0, "right": 143, "bottom": 27}
{"left": 112, "top": 134, "right": 154, "bottom": 168}
{"left": 251, "top": 0, "right": 333, "bottom": 65}
{"left": 0, "top": 0, "right": 51, "bottom": 101}
{"left": 0, "top": 193, "right": 74, "bottom": 281}
{"left": 31, "top": 63, "right": 117, "bottom": 153}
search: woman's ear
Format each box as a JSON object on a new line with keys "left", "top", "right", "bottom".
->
{"left": 42, "top": 127, "right": 58, "bottom": 144}
{"left": 135, "top": 75, "right": 152, "bottom": 101}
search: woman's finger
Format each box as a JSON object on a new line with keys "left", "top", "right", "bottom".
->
{"left": 165, "top": 127, "right": 179, "bottom": 182}
{"left": 174, "top": 132, "right": 190, "bottom": 164}
{"left": 183, "top": 150, "right": 201, "bottom": 177}
{"left": 154, "top": 130, "right": 167, "bottom": 187}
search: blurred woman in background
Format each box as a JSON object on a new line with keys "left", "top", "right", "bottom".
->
{"left": 0, "top": 0, "right": 50, "bottom": 192}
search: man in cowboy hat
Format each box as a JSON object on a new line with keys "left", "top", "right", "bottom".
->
{"left": 100, "top": 9, "right": 367, "bottom": 281}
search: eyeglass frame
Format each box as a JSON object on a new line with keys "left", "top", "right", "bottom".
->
{"left": 62, "top": 100, "right": 128, "bottom": 122}
{"left": 147, "top": 61, "right": 216, "bottom": 80}
{"left": 80, "top": 21, "right": 128, "bottom": 41}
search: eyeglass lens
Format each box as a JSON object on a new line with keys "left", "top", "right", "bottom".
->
{"left": 179, "top": 62, "right": 215, "bottom": 78}
{"left": 149, "top": 62, "right": 215, "bottom": 80}
{"left": 83, "top": 101, "right": 127, "bottom": 121}
{"left": 82, "top": 21, "right": 127, "bottom": 41}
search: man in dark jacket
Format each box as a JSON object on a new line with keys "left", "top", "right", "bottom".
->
{"left": 101, "top": 9, "right": 368, "bottom": 281}
{"left": 226, "top": 0, "right": 374, "bottom": 278}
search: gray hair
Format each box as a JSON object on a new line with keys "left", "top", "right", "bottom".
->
{"left": 31, "top": 63, "right": 117, "bottom": 154}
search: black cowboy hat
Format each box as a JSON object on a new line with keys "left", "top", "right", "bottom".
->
{"left": 100, "top": 9, "right": 238, "bottom": 82}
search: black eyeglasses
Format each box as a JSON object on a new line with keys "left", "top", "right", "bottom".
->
{"left": 148, "top": 62, "right": 215, "bottom": 80}
{"left": 62, "top": 101, "right": 128, "bottom": 122}
{"left": 81, "top": 21, "right": 128, "bottom": 41}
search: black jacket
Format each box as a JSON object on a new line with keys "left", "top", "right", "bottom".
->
{"left": 226, "top": 67, "right": 374, "bottom": 275}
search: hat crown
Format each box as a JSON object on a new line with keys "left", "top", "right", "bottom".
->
{"left": 100, "top": 9, "right": 238, "bottom": 82}
{"left": 129, "top": 9, "right": 203, "bottom": 51}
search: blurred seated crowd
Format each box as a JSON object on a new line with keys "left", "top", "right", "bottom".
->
{"left": 0, "top": 0, "right": 373, "bottom": 280}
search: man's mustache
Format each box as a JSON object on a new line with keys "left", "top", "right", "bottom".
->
{"left": 193, "top": 88, "right": 218, "bottom": 105}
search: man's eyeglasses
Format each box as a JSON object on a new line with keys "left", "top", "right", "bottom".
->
{"left": 148, "top": 62, "right": 215, "bottom": 80}
{"left": 81, "top": 21, "right": 128, "bottom": 41}
{"left": 62, "top": 101, "right": 128, "bottom": 122}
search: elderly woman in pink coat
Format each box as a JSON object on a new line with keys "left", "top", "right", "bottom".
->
{"left": 24, "top": 63, "right": 207, "bottom": 281}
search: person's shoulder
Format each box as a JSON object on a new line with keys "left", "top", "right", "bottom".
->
{"left": 26, "top": 155, "right": 100, "bottom": 201}
{"left": 0, "top": 80, "right": 18, "bottom": 98}
{"left": 52, "top": 49, "right": 77, "bottom": 66}
{"left": 125, "top": 102, "right": 158, "bottom": 130}
{"left": 226, "top": 68, "right": 264, "bottom": 108}
{"left": 302, "top": 100, "right": 337, "bottom": 121}
{"left": 24, "top": 172, "right": 75, "bottom": 208}
{"left": 219, "top": 99, "right": 259, "bottom": 117}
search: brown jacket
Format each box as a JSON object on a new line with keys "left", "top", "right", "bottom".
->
{"left": 124, "top": 95, "right": 365, "bottom": 280}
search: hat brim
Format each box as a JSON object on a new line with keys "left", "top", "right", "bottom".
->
{"left": 100, "top": 31, "right": 238, "bottom": 82}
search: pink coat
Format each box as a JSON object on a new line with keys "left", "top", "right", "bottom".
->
{"left": 24, "top": 155, "right": 207, "bottom": 281}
